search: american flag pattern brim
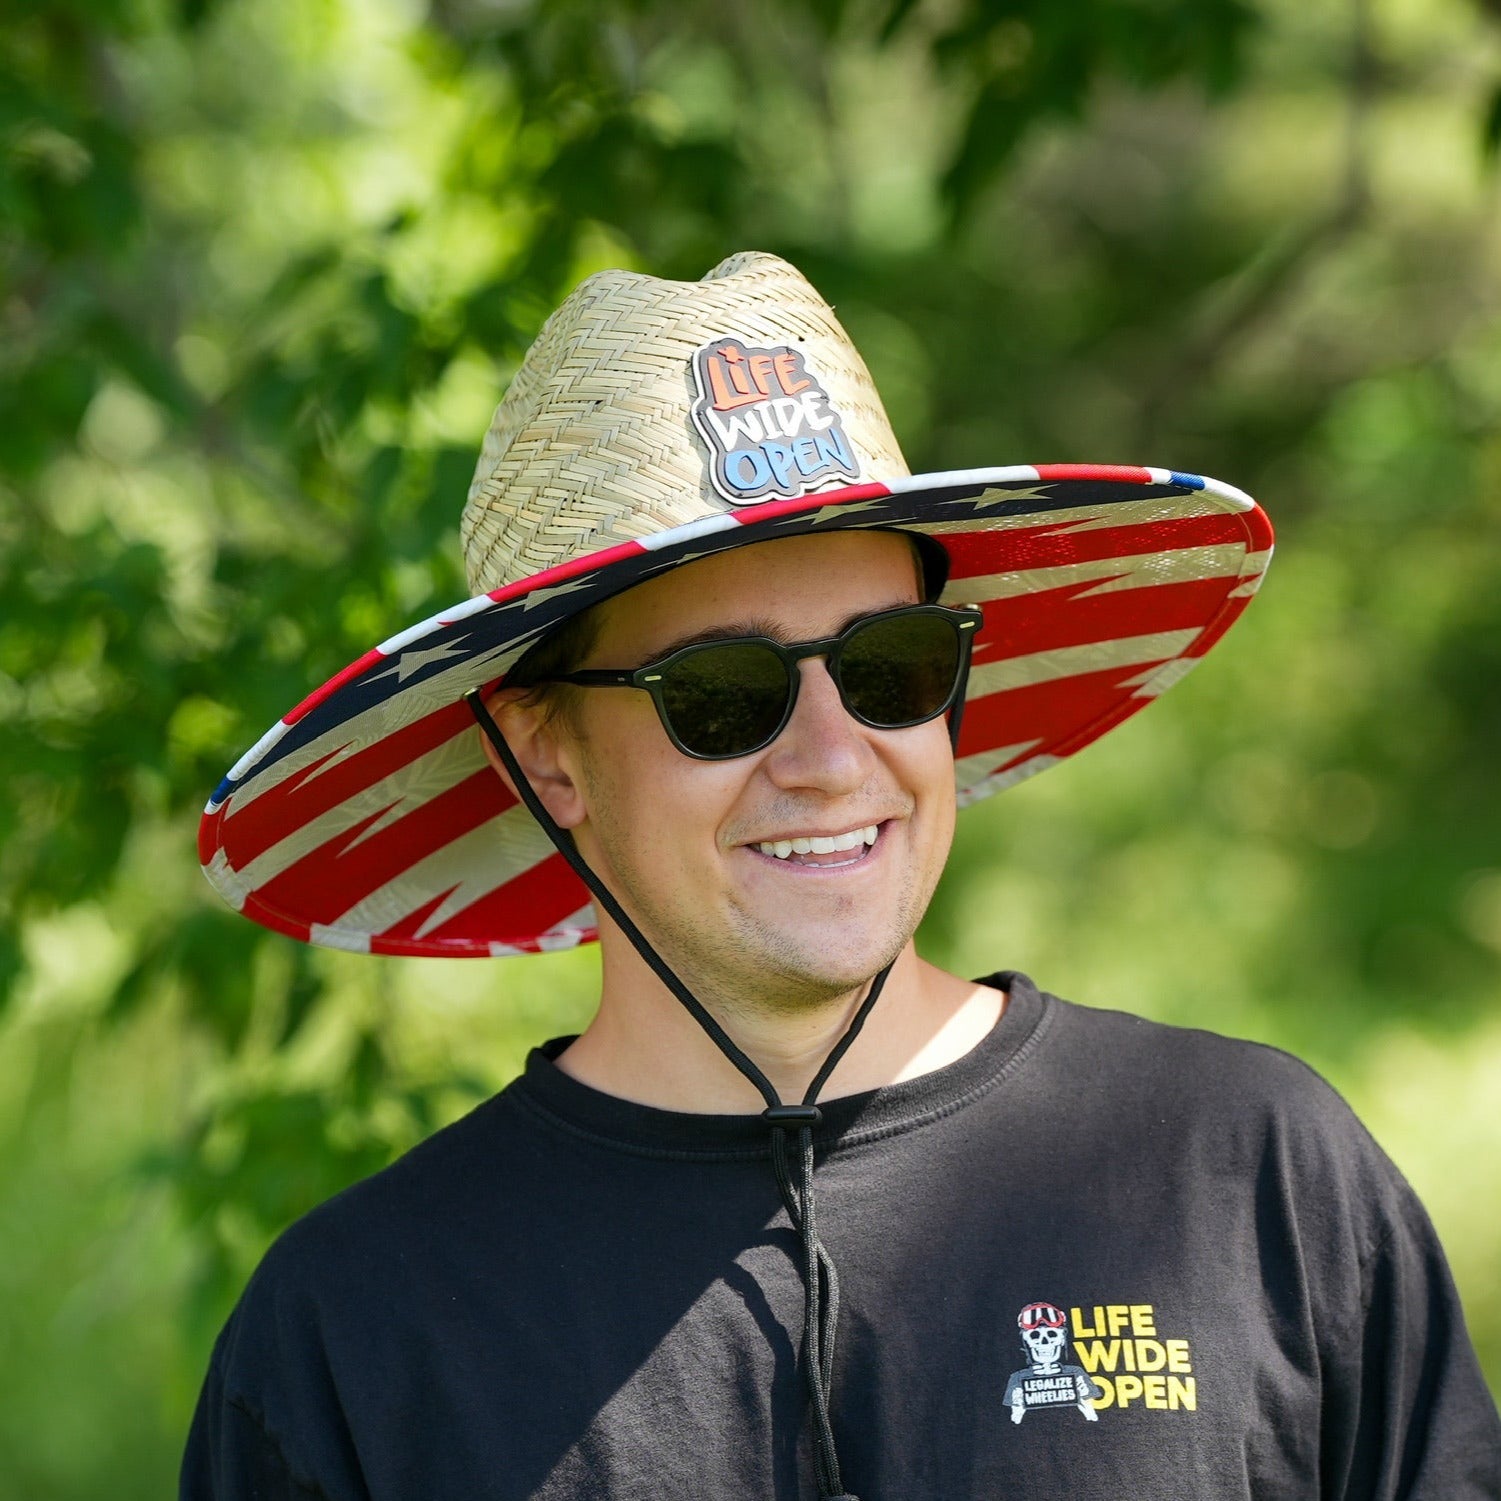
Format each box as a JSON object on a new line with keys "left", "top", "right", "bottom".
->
{"left": 199, "top": 466, "right": 1272, "bottom": 957}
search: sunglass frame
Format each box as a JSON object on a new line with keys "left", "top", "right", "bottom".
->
{"left": 545, "top": 602, "right": 984, "bottom": 761}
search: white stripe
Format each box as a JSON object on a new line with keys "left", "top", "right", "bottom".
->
{"left": 439, "top": 594, "right": 499, "bottom": 624}
{"left": 376, "top": 619, "right": 435, "bottom": 656}
{"left": 533, "top": 929, "right": 593, "bottom": 953}
{"left": 941, "top": 543, "right": 1247, "bottom": 606}
{"left": 1235, "top": 547, "right": 1272, "bottom": 583}
{"left": 202, "top": 846, "right": 250, "bottom": 912}
{"left": 228, "top": 719, "right": 292, "bottom": 783}
{"left": 410, "top": 813, "right": 559, "bottom": 940}
{"left": 1127, "top": 658, "right": 1201, "bottom": 698}
{"left": 364, "top": 589, "right": 512, "bottom": 666}
{"left": 1225, "top": 546, "right": 1273, "bottom": 599}
{"left": 954, "top": 742, "right": 1043, "bottom": 795}
{"left": 995, "top": 492, "right": 1226, "bottom": 534}
{"left": 641, "top": 514, "right": 740, "bottom": 549}
{"left": 966, "top": 629, "right": 1202, "bottom": 699}
{"left": 1200, "top": 475, "right": 1255, "bottom": 511}
{"left": 956, "top": 754, "right": 1061, "bottom": 806}
{"left": 886, "top": 466, "right": 1042, "bottom": 492}
{"left": 535, "top": 903, "right": 597, "bottom": 951}
{"left": 309, "top": 924, "right": 372, "bottom": 954}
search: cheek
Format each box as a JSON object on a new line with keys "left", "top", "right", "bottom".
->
{"left": 897, "top": 726, "right": 958, "bottom": 826}
{"left": 579, "top": 741, "right": 745, "bottom": 863}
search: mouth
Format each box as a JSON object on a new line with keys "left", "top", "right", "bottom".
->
{"left": 748, "top": 823, "right": 882, "bottom": 870}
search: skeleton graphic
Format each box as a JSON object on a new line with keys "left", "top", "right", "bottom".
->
{"left": 1020, "top": 1309, "right": 1068, "bottom": 1373}
{"left": 1004, "top": 1302, "right": 1099, "bottom": 1424}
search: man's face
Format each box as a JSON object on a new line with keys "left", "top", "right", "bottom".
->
{"left": 552, "top": 529, "right": 958, "bottom": 1012}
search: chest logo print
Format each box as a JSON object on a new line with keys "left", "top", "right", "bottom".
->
{"left": 1006, "top": 1300, "right": 1198, "bottom": 1426}
{"left": 689, "top": 337, "right": 860, "bottom": 505}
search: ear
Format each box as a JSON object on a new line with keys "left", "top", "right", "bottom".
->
{"left": 476, "top": 689, "right": 588, "bottom": 830}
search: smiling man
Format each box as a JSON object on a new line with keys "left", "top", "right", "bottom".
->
{"left": 483, "top": 529, "right": 1000, "bottom": 1117}
{"left": 188, "top": 253, "right": 1501, "bottom": 1500}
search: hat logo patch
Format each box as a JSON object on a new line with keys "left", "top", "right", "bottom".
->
{"left": 689, "top": 337, "right": 860, "bottom": 505}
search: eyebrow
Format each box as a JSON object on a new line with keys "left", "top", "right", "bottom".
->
{"left": 646, "top": 599, "right": 920, "bottom": 660}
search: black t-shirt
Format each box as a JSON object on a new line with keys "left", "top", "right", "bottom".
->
{"left": 181, "top": 974, "right": 1501, "bottom": 1499}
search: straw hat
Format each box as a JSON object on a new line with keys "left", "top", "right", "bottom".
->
{"left": 200, "top": 252, "right": 1273, "bottom": 957}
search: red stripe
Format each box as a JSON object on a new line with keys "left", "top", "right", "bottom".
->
{"left": 239, "top": 891, "right": 313, "bottom": 945}
{"left": 222, "top": 699, "right": 495, "bottom": 868}
{"left": 285, "top": 648, "right": 386, "bottom": 726}
{"left": 1051, "top": 694, "right": 1154, "bottom": 760}
{"left": 384, "top": 849, "right": 589, "bottom": 951}
{"left": 1033, "top": 464, "right": 1153, "bottom": 484}
{"left": 733, "top": 482, "right": 892, "bottom": 528}
{"left": 198, "top": 804, "right": 223, "bottom": 865}
{"left": 486, "top": 538, "right": 649, "bottom": 603}
{"left": 367, "top": 923, "right": 598, "bottom": 958}
{"left": 252, "top": 767, "right": 512, "bottom": 925}
{"left": 971, "top": 576, "right": 1233, "bottom": 664}
{"left": 367, "top": 932, "right": 471, "bottom": 957}
{"left": 1242, "top": 506, "right": 1274, "bottom": 553}
{"left": 956, "top": 661, "right": 1169, "bottom": 762}
{"left": 243, "top": 742, "right": 352, "bottom": 814}
{"left": 1182, "top": 590, "right": 1253, "bottom": 659}
{"left": 939, "top": 512, "right": 1250, "bottom": 582}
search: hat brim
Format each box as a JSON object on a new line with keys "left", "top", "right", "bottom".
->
{"left": 200, "top": 466, "right": 1272, "bottom": 957}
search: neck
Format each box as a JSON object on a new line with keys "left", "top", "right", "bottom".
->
{"left": 553, "top": 933, "right": 1004, "bottom": 1113}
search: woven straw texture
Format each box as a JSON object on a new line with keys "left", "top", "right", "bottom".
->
{"left": 460, "top": 251, "right": 910, "bottom": 594}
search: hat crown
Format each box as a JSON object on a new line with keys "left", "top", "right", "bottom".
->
{"left": 460, "top": 252, "right": 910, "bottom": 595}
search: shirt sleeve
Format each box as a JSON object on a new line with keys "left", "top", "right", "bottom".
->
{"left": 178, "top": 1245, "right": 373, "bottom": 1501}
{"left": 1319, "top": 1182, "right": 1501, "bottom": 1500}
{"left": 180, "top": 1347, "right": 332, "bottom": 1501}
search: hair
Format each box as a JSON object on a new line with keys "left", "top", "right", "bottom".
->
{"left": 909, "top": 531, "right": 949, "bottom": 602}
{"left": 501, "top": 603, "right": 603, "bottom": 729}
{"left": 502, "top": 528, "right": 949, "bottom": 727}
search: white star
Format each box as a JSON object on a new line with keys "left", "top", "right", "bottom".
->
{"left": 769, "top": 497, "right": 892, "bottom": 529}
{"left": 519, "top": 573, "right": 608, "bottom": 612}
{"left": 962, "top": 484, "right": 1054, "bottom": 509}
{"left": 372, "top": 640, "right": 471, "bottom": 683}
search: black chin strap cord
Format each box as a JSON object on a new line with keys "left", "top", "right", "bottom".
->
{"left": 467, "top": 688, "right": 885, "bottom": 1501}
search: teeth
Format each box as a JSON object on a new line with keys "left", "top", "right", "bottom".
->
{"left": 755, "top": 825, "right": 880, "bottom": 860}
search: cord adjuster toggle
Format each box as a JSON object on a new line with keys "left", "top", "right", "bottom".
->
{"left": 763, "top": 1104, "right": 822, "bottom": 1126}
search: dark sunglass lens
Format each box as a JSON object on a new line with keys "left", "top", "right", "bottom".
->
{"left": 840, "top": 613, "right": 961, "bottom": 727}
{"left": 659, "top": 642, "right": 790, "bottom": 757}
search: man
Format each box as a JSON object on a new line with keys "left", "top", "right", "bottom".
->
{"left": 188, "top": 252, "right": 1501, "bottom": 1498}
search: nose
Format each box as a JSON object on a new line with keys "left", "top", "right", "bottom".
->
{"left": 761, "top": 657, "right": 878, "bottom": 795}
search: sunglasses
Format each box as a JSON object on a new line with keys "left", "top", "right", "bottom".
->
{"left": 538, "top": 603, "right": 984, "bottom": 761}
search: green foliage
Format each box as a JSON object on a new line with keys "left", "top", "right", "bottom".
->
{"left": 1484, "top": 74, "right": 1501, "bottom": 158}
{"left": 3, "top": 0, "right": 1500, "bottom": 1492}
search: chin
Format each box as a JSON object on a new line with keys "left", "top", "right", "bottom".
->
{"left": 745, "top": 926, "right": 910, "bottom": 1007}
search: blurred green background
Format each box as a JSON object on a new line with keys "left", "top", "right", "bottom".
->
{"left": 3, "top": 0, "right": 1500, "bottom": 1493}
